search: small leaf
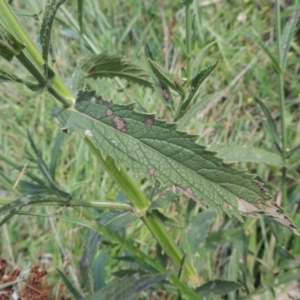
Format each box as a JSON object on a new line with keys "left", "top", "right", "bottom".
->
{"left": 148, "top": 190, "right": 178, "bottom": 212}
{"left": 175, "top": 61, "right": 218, "bottom": 121}
{"left": 70, "top": 64, "right": 85, "bottom": 95}
{"left": 56, "top": 269, "right": 83, "bottom": 300}
{"left": 239, "top": 30, "right": 281, "bottom": 73}
{"left": 97, "top": 211, "right": 138, "bottom": 231}
{"left": 80, "top": 52, "right": 152, "bottom": 88}
{"left": 147, "top": 59, "right": 185, "bottom": 96}
{"left": 186, "top": 211, "right": 216, "bottom": 254}
{"left": 195, "top": 280, "right": 243, "bottom": 296}
{"left": 79, "top": 230, "right": 103, "bottom": 293}
{"left": 40, "top": 0, "right": 66, "bottom": 65}
{"left": 177, "top": 93, "right": 216, "bottom": 130}
{"left": 207, "top": 143, "right": 283, "bottom": 165}
{"left": 93, "top": 249, "right": 109, "bottom": 291}
{"left": 49, "top": 131, "right": 65, "bottom": 179}
{"left": 286, "top": 143, "right": 300, "bottom": 159}
{"left": 254, "top": 97, "right": 281, "bottom": 147}
{"left": 276, "top": 245, "right": 295, "bottom": 260}
{"left": 87, "top": 272, "right": 170, "bottom": 300}
{"left": 281, "top": 3, "right": 300, "bottom": 70}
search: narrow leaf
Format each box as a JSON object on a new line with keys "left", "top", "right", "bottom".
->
{"left": 177, "top": 93, "right": 216, "bottom": 130}
{"left": 287, "top": 143, "right": 300, "bottom": 158}
{"left": 80, "top": 52, "right": 152, "bottom": 88}
{"left": 87, "top": 272, "right": 170, "bottom": 300}
{"left": 93, "top": 249, "right": 109, "bottom": 291}
{"left": 147, "top": 59, "right": 185, "bottom": 96}
{"left": 281, "top": 3, "right": 300, "bottom": 70}
{"left": 207, "top": 143, "right": 283, "bottom": 165}
{"left": 144, "top": 45, "right": 174, "bottom": 110}
{"left": 49, "top": 131, "right": 65, "bottom": 179}
{"left": 239, "top": 30, "right": 281, "bottom": 73}
{"left": 40, "top": 0, "right": 65, "bottom": 64}
{"left": 77, "top": 0, "right": 84, "bottom": 34}
{"left": 148, "top": 191, "right": 178, "bottom": 212}
{"left": 56, "top": 269, "right": 83, "bottom": 300}
{"left": 79, "top": 230, "right": 103, "bottom": 293}
{"left": 254, "top": 97, "right": 281, "bottom": 147}
{"left": 196, "top": 280, "right": 243, "bottom": 296}
{"left": 175, "top": 61, "right": 218, "bottom": 121}
{"left": 52, "top": 90, "right": 298, "bottom": 233}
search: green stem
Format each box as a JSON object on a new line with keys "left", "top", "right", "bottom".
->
{"left": 0, "top": 1, "right": 74, "bottom": 107}
{"left": 185, "top": 1, "right": 192, "bottom": 81}
{"left": 275, "top": 0, "right": 287, "bottom": 204}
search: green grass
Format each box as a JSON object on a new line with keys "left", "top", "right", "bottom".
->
{"left": 1, "top": 0, "right": 300, "bottom": 299}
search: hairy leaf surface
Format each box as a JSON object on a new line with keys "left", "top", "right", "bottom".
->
{"left": 52, "top": 90, "right": 296, "bottom": 230}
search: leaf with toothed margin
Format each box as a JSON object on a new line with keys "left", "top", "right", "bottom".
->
{"left": 52, "top": 90, "right": 298, "bottom": 232}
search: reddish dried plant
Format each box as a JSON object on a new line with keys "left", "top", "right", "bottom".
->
{"left": 0, "top": 258, "right": 70, "bottom": 300}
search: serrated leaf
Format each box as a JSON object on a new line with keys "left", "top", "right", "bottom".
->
{"left": 79, "top": 230, "right": 103, "bottom": 293}
{"left": 254, "top": 97, "right": 281, "bottom": 147}
{"left": 148, "top": 190, "right": 178, "bottom": 212}
{"left": 87, "top": 272, "right": 170, "bottom": 300}
{"left": 80, "top": 52, "right": 152, "bottom": 88}
{"left": 195, "top": 280, "right": 243, "bottom": 296}
{"left": 97, "top": 210, "right": 138, "bottom": 231}
{"left": 52, "top": 90, "right": 298, "bottom": 232}
{"left": 93, "top": 249, "right": 109, "bottom": 291}
{"left": 281, "top": 3, "right": 300, "bottom": 70}
{"left": 0, "top": 68, "right": 21, "bottom": 82}
{"left": 147, "top": 59, "right": 185, "bottom": 96}
{"left": 207, "top": 143, "right": 283, "bottom": 165}
{"left": 40, "top": 0, "right": 65, "bottom": 65}
{"left": 56, "top": 269, "right": 83, "bottom": 300}
{"left": 186, "top": 211, "right": 216, "bottom": 254}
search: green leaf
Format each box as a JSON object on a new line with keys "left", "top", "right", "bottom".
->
{"left": 195, "top": 280, "right": 243, "bottom": 296}
{"left": 276, "top": 245, "right": 295, "bottom": 260}
{"left": 254, "top": 97, "right": 281, "bottom": 147}
{"left": 148, "top": 191, "right": 178, "bottom": 212}
{"left": 287, "top": 143, "right": 300, "bottom": 159}
{"left": 87, "top": 272, "right": 170, "bottom": 300}
{"left": 146, "top": 58, "right": 185, "bottom": 96}
{"left": 49, "top": 131, "right": 65, "bottom": 180}
{"left": 77, "top": 0, "right": 84, "bottom": 34}
{"left": 70, "top": 64, "right": 85, "bottom": 95}
{"left": 177, "top": 93, "right": 216, "bottom": 130}
{"left": 80, "top": 52, "right": 152, "bottom": 88}
{"left": 175, "top": 61, "right": 218, "bottom": 121}
{"left": 40, "top": 0, "right": 65, "bottom": 65}
{"left": 281, "top": 3, "right": 300, "bottom": 70}
{"left": 56, "top": 269, "right": 83, "bottom": 300}
{"left": 207, "top": 143, "right": 283, "bottom": 165}
{"left": 186, "top": 211, "right": 216, "bottom": 254}
{"left": 93, "top": 249, "right": 109, "bottom": 291}
{"left": 52, "top": 90, "right": 299, "bottom": 233}
{"left": 238, "top": 30, "right": 281, "bottom": 73}
{"left": 79, "top": 230, "right": 103, "bottom": 293}
{"left": 19, "top": 211, "right": 200, "bottom": 299}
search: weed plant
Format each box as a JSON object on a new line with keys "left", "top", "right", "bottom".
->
{"left": 0, "top": 0, "right": 300, "bottom": 299}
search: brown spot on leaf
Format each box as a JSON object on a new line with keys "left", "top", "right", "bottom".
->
{"left": 98, "top": 96, "right": 111, "bottom": 105}
{"left": 176, "top": 185, "right": 195, "bottom": 199}
{"left": 113, "top": 116, "right": 127, "bottom": 133}
{"left": 148, "top": 167, "right": 156, "bottom": 176}
{"left": 144, "top": 117, "right": 154, "bottom": 127}
{"left": 105, "top": 108, "right": 113, "bottom": 117}
{"left": 161, "top": 87, "right": 170, "bottom": 101}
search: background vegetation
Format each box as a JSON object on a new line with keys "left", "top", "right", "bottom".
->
{"left": 0, "top": 0, "right": 300, "bottom": 299}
